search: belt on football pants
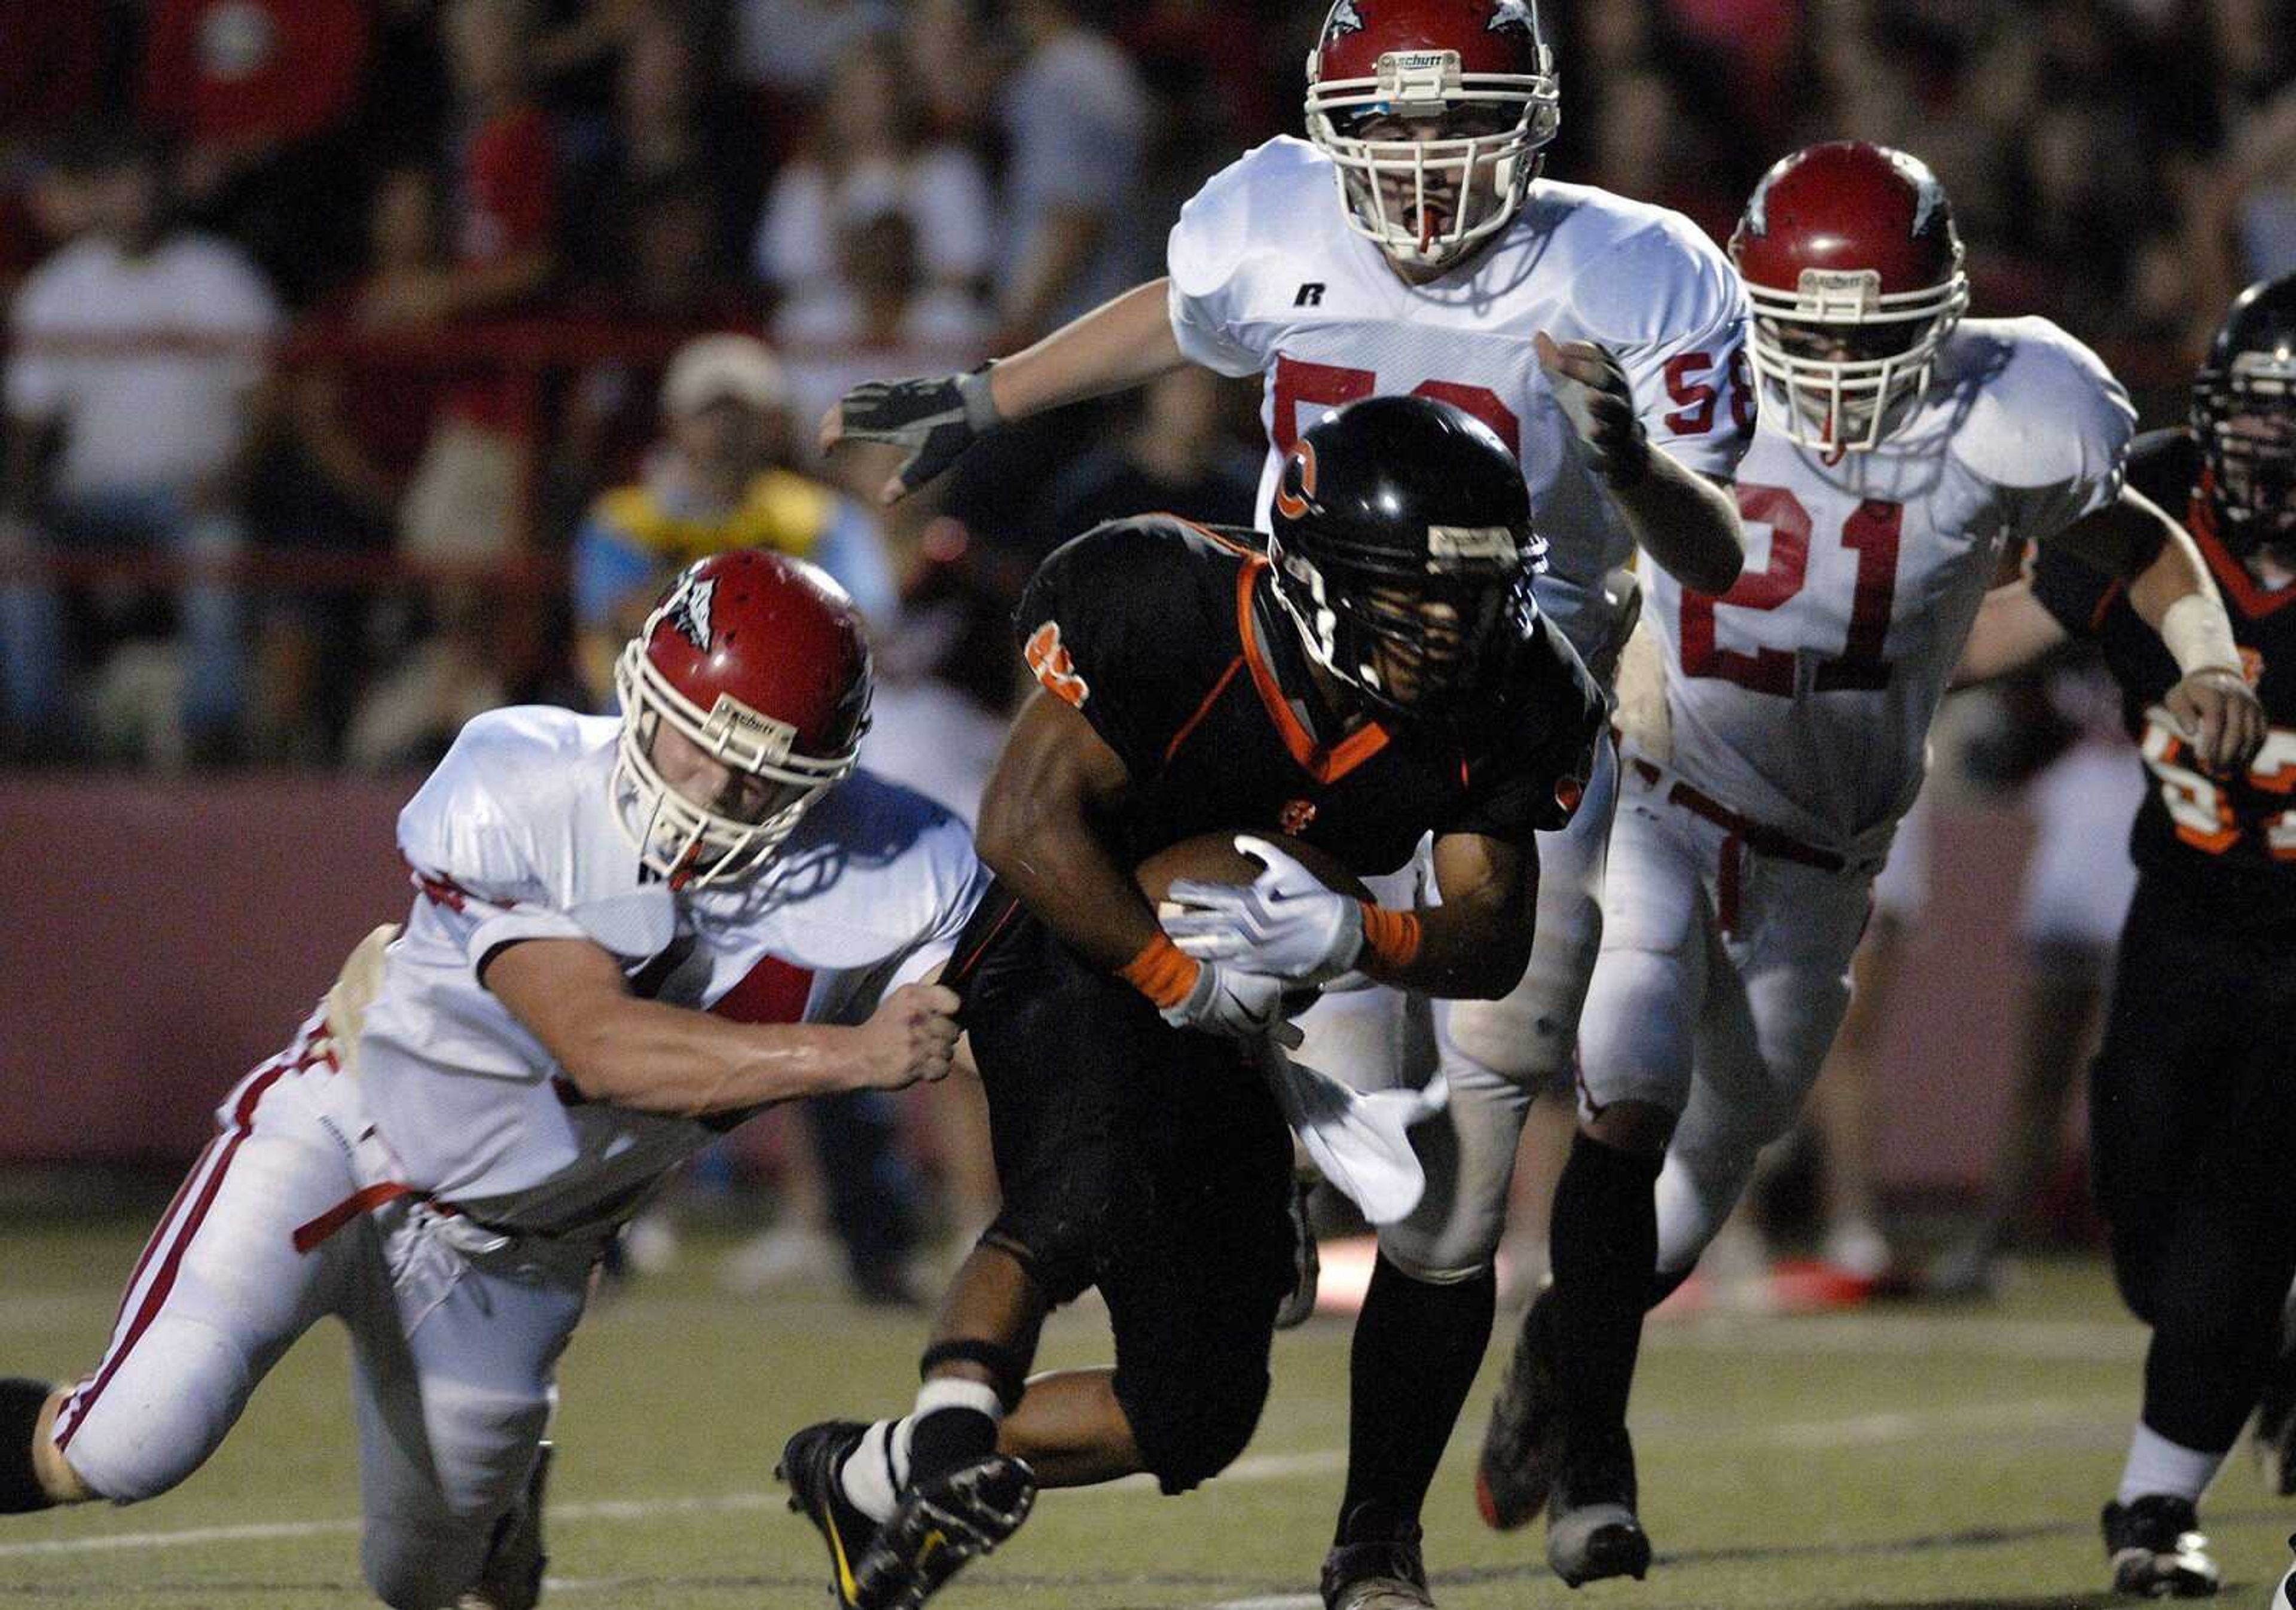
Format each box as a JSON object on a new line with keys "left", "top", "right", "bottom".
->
{"left": 1630, "top": 759, "right": 1847, "bottom": 873}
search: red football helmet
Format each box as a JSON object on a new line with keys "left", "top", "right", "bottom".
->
{"left": 1729, "top": 141, "right": 1969, "bottom": 453}
{"left": 612, "top": 550, "right": 872, "bottom": 888}
{"left": 1305, "top": 0, "right": 1559, "bottom": 271}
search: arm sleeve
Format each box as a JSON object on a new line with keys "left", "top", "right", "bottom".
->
{"left": 1571, "top": 219, "right": 1755, "bottom": 482}
{"left": 1012, "top": 523, "right": 1207, "bottom": 778}
{"left": 1165, "top": 148, "right": 1274, "bottom": 379}
{"left": 395, "top": 719, "right": 590, "bottom": 980}
{"left": 2028, "top": 541, "right": 2120, "bottom": 641}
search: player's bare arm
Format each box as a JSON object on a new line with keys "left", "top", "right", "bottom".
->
{"left": 1951, "top": 582, "right": 2072, "bottom": 689}
{"left": 822, "top": 279, "right": 1187, "bottom": 506}
{"left": 2047, "top": 486, "right": 2266, "bottom": 772}
{"left": 1535, "top": 331, "right": 1745, "bottom": 595}
{"left": 977, "top": 682, "right": 1289, "bottom": 1040}
{"left": 482, "top": 936, "right": 960, "bottom": 1114}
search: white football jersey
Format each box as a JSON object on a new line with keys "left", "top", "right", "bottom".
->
{"left": 1642, "top": 316, "right": 2136, "bottom": 854}
{"left": 355, "top": 705, "right": 987, "bottom": 1234}
{"left": 1167, "top": 136, "right": 1753, "bottom": 673}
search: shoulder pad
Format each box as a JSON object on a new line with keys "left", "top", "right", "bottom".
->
{"left": 1951, "top": 317, "right": 2135, "bottom": 491}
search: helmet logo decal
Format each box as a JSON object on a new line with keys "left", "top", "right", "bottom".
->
{"left": 1275, "top": 438, "right": 1320, "bottom": 520}
{"left": 1886, "top": 148, "right": 1945, "bottom": 236}
{"left": 1023, "top": 620, "right": 1091, "bottom": 709}
{"left": 1425, "top": 524, "right": 1519, "bottom": 570}
{"left": 662, "top": 575, "right": 716, "bottom": 652}
{"left": 1327, "top": 0, "right": 1363, "bottom": 36}
{"left": 704, "top": 692, "right": 796, "bottom": 762}
{"left": 1489, "top": 0, "right": 1538, "bottom": 36}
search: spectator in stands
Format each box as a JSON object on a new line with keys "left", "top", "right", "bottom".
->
{"left": 138, "top": 0, "right": 371, "bottom": 305}
{"left": 0, "top": 129, "right": 281, "bottom": 766}
{"left": 899, "top": 0, "right": 1003, "bottom": 145}
{"left": 732, "top": 0, "right": 899, "bottom": 117}
{"left": 0, "top": 5, "right": 105, "bottom": 301}
{"left": 382, "top": 0, "right": 559, "bottom": 567}
{"left": 570, "top": 334, "right": 894, "bottom": 706}
{"left": 997, "top": 0, "right": 1152, "bottom": 342}
{"left": 773, "top": 208, "right": 992, "bottom": 471}
{"left": 754, "top": 32, "right": 996, "bottom": 324}
{"left": 1027, "top": 365, "right": 1257, "bottom": 563}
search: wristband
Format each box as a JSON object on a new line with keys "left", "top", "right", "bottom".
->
{"left": 955, "top": 364, "right": 1002, "bottom": 432}
{"left": 1119, "top": 933, "right": 1199, "bottom": 1009}
{"left": 1358, "top": 903, "right": 1423, "bottom": 970}
{"left": 2160, "top": 591, "right": 2242, "bottom": 679}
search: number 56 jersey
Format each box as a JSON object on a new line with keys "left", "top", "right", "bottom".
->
{"left": 1167, "top": 136, "right": 1752, "bottom": 677}
{"left": 1637, "top": 316, "right": 2136, "bottom": 859}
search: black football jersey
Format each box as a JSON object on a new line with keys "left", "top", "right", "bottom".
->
{"left": 2031, "top": 429, "right": 2296, "bottom": 929}
{"left": 1013, "top": 515, "right": 1606, "bottom": 876}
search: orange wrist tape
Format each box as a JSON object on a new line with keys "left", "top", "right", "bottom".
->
{"left": 1359, "top": 903, "right": 1423, "bottom": 970}
{"left": 1119, "top": 934, "right": 1201, "bottom": 1009}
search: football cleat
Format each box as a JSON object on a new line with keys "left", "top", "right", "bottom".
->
{"left": 457, "top": 1440, "right": 551, "bottom": 1610}
{"left": 1275, "top": 1175, "right": 1322, "bottom": 1331}
{"left": 2101, "top": 1495, "right": 2221, "bottom": 1599}
{"left": 777, "top": 1420, "right": 880, "bottom": 1609}
{"left": 1476, "top": 1284, "right": 1563, "bottom": 1530}
{"left": 1321, "top": 1502, "right": 1434, "bottom": 1610}
{"left": 846, "top": 1453, "right": 1036, "bottom": 1610}
{"left": 1545, "top": 1426, "right": 1652, "bottom": 1589}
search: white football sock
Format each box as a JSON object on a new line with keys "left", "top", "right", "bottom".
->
{"left": 838, "top": 1416, "right": 912, "bottom": 1523}
{"left": 2117, "top": 1423, "right": 2223, "bottom": 1507}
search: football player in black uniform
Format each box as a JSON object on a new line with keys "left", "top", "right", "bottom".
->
{"left": 776, "top": 395, "right": 1606, "bottom": 1609}
{"left": 1956, "top": 275, "right": 2288, "bottom": 1598}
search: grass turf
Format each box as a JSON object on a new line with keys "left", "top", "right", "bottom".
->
{"left": 1, "top": 1218, "right": 2288, "bottom": 1608}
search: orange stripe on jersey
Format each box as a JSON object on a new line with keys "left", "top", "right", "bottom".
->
{"left": 2193, "top": 482, "right": 2296, "bottom": 620}
{"left": 2089, "top": 578, "right": 2127, "bottom": 634}
{"left": 1164, "top": 655, "right": 1246, "bottom": 765}
{"left": 1233, "top": 558, "right": 1392, "bottom": 785}
{"left": 1168, "top": 514, "right": 1256, "bottom": 558}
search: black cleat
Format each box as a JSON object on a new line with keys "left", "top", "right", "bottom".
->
{"left": 777, "top": 1421, "right": 880, "bottom": 1609}
{"left": 1477, "top": 1284, "right": 1563, "bottom": 1531}
{"left": 847, "top": 1453, "right": 1036, "bottom": 1609}
{"left": 1321, "top": 1502, "right": 1434, "bottom": 1609}
{"left": 458, "top": 1440, "right": 551, "bottom": 1610}
{"left": 1546, "top": 1425, "right": 1652, "bottom": 1588}
{"left": 1275, "top": 1176, "right": 1323, "bottom": 1331}
{"left": 2102, "top": 1496, "right": 2219, "bottom": 1598}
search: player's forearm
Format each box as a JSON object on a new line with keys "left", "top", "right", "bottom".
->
{"left": 556, "top": 998, "right": 871, "bottom": 1116}
{"left": 2127, "top": 525, "right": 2231, "bottom": 645}
{"left": 987, "top": 279, "right": 1189, "bottom": 423}
{"left": 1611, "top": 456, "right": 1744, "bottom": 595}
{"left": 976, "top": 807, "right": 1164, "bottom": 978}
{"left": 1355, "top": 896, "right": 1531, "bottom": 1000}
{"left": 1950, "top": 582, "right": 2071, "bottom": 688}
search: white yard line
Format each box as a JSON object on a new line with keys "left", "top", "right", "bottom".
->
{"left": 0, "top": 1391, "right": 2126, "bottom": 1563}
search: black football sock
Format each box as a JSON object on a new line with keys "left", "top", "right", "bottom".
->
{"left": 1548, "top": 1133, "right": 1664, "bottom": 1450}
{"left": 905, "top": 1378, "right": 1002, "bottom": 1489}
{"left": 1335, "top": 1251, "right": 1496, "bottom": 1541}
{"left": 0, "top": 1379, "right": 56, "bottom": 1513}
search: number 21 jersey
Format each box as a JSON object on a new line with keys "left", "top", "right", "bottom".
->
{"left": 1644, "top": 316, "right": 2135, "bottom": 857}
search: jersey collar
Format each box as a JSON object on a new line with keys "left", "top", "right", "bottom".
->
{"left": 1234, "top": 557, "right": 1393, "bottom": 784}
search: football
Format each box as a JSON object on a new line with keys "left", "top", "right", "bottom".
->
{"left": 1133, "top": 830, "right": 1372, "bottom": 906}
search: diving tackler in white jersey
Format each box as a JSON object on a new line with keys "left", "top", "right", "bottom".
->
{"left": 0, "top": 550, "right": 981, "bottom": 1610}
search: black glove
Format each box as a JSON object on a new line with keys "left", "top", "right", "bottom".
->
{"left": 833, "top": 365, "right": 1002, "bottom": 495}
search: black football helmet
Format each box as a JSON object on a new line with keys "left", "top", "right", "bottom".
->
{"left": 1266, "top": 393, "right": 1545, "bottom": 720}
{"left": 2193, "top": 272, "right": 2296, "bottom": 556}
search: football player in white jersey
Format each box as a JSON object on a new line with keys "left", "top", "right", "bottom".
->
{"left": 1470, "top": 141, "right": 2266, "bottom": 1588}
{"left": 0, "top": 549, "right": 978, "bottom": 1610}
{"left": 820, "top": 5, "right": 1753, "bottom": 1602}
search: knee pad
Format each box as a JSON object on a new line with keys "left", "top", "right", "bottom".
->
{"left": 1116, "top": 1358, "right": 1269, "bottom": 1495}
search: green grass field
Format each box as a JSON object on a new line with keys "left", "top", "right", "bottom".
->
{"left": 2, "top": 1217, "right": 2288, "bottom": 1609}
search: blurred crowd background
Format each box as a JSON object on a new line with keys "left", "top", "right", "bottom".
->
{"left": 4, "top": 0, "right": 2295, "bottom": 1300}
{"left": 2, "top": 0, "right": 2293, "bottom": 773}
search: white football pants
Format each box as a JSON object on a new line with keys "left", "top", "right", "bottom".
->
{"left": 1576, "top": 763, "right": 1876, "bottom": 1274}
{"left": 50, "top": 1010, "right": 592, "bottom": 1609}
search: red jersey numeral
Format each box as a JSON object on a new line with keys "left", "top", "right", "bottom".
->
{"left": 1678, "top": 484, "right": 1903, "bottom": 696}
{"left": 1272, "top": 355, "right": 1520, "bottom": 460}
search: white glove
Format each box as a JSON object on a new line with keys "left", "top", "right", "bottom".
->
{"left": 1161, "top": 836, "right": 1366, "bottom": 984}
{"left": 1261, "top": 1050, "right": 1448, "bottom": 1226}
{"left": 1159, "top": 956, "right": 1302, "bottom": 1045}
